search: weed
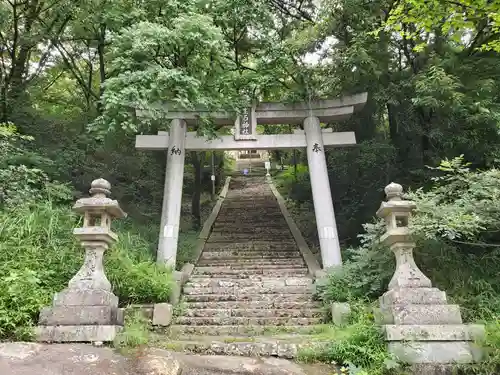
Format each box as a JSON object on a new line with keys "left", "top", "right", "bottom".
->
{"left": 114, "top": 311, "right": 152, "bottom": 350}
{"left": 297, "top": 303, "right": 403, "bottom": 375}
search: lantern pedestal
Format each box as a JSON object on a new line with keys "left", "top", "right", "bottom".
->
{"left": 36, "top": 179, "right": 126, "bottom": 343}
{"left": 376, "top": 183, "right": 484, "bottom": 369}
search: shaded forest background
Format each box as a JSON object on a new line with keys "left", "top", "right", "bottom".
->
{"left": 1, "top": 0, "right": 500, "bottom": 373}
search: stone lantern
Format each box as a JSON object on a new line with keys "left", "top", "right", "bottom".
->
{"left": 376, "top": 182, "right": 483, "bottom": 368}
{"left": 36, "top": 179, "right": 126, "bottom": 343}
{"left": 376, "top": 182, "right": 431, "bottom": 289}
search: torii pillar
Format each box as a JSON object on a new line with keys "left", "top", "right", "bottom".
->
{"left": 158, "top": 119, "right": 187, "bottom": 267}
{"left": 304, "top": 116, "right": 342, "bottom": 266}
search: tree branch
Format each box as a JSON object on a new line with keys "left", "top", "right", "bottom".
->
{"left": 451, "top": 239, "right": 500, "bottom": 248}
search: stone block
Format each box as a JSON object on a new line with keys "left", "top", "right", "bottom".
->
{"left": 409, "top": 364, "right": 454, "bottom": 375}
{"left": 122, "top": 304, "right": 154, "bottom": 321}
{"left": 36, "top": 325, "right": 121, "bottom": 342}
{"left": 53, "top": 288, "right": 118, "bottom": 307}
{"left": 169, "top": 281, "right": 181, "bottom": 305}
{"left": 181, "top": 263, "right": 195, "bottom": 284}
{"left": 331, "top": 302, "right": 351, "bottom": 326}
{"left": 384, "top": 324, "right": 482, "bottom": 341}
{"left": 38, "top": 305, "right": 119, "bottom": 326}
{"left": 381, "top": 304, "right": 463, "bottom": 325}
{"left": 174, "top": 271, "right": 184, "bottom": 282}
{"left": 387, "top": 341, "right": 474, "bottom": 364}
{"left": 262, "top": 279, "right": 285, "bottom": 288}
{"left": 152, "top": 303, "right": 173, "bottom": 326}
{"left": 136, "top": 348, "right": 181, "bottom": 375}
{"left": 380, "top": 287, "right": 447, "bottom": 305}
{"left": 372, "top": 307, "right": 384, "bottom": 324}
{"left": 285, "top": 278, "right": 312, "bottom": 287}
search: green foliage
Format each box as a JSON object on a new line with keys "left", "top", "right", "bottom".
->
{"left": 176, "top": 230, "right": 200, "bottom": 269}
{"left": 384, "top": 0, "right": 500, "bottom": 53}
{"left": 298, "top": 303, "right": 401, "bottom": 375}
{"left": 94, "top": 11, "right": 237, "bottom": 134}
{"left": 113, "top": 310, "right": 152, "bottom": 350}
{"left": 0, "top": 269, "right": 51, "bottom": 340}
{"left": 315, "top": 221, "right": 393, "bottom": 303}
{"left": 0, "top": 123, "right": 74, "bottom": 208}
{"left": 275, "top": 164, "right": 312, "bottom": 203}
{"left": 408, "top": 156, "right": 500, "bottom": 242}
{"left": 469, "top": 321, "right": 500, "bottom": 375}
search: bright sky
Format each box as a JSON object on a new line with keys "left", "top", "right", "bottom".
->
{"left": 302, "top": 36, "right": 337, "bottom": 66}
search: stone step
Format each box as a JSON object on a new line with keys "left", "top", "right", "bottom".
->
{"left": 168, "top": 324, "right": 325, "bottom": 337}
{"left": 203, "top": 242, "right": 298, "bottom": 251}
{"left": 193, "top": 264, "right": 309, "bottom": 271}
{"left": 197, "top": 258, "right": 305, "bottom": 266}
{"left": 219, "top": 205, "right": 279, "bottom": 208}
{"left": 211, "top": 224, "right": 290, "bottom": 230}
{"left": 213, "top": 220, "right": 286, "bottom": 225}
{"left": 215, "top": 216, "right": 284, "bottom": 221}
{"left": 218, "top": 211, "right": 281, "bottom": 214}
{"left": 199, "top": 251, "right": 301, "bottom": 260}
{"left": 202, "top": 249, "right": 299, "bottom": 255}
{"left": 167, "top": 334, "right": 315, "bottom": 343}
{"left": 218, "top": 211, "right": 282, "bottom": 214}
{"left": 174, "top": 316, "right": 323, "bottom": 326}
{"left": 182, "top": 308, "right": 324, "bottom": 318}
{"left": 184, "top": 300, "right": 320, "bottom": 310}
{"left": 214, "top": 216, "right": 285, "bottom": 222}
{"left": 208, "top": 228, "right": 291, "bottom": 235}
{"left": 218, "top": 199, "right": 278, "bottom": 203}
{"left": 163, "top": 338, "right": 305, "bottom": 358}
{"left": 184, "top": 293, "right": 313, "bottom": 303}
{"left": 206, "top": 235, "right": 293, "bottom": 243}
{"left": 183, "top": 285, "right": 312, "bottom": 296}
{"left": 225, "top": 197, "right": 276, "bottom": 202}
{"left": 218, "top": 204, "right": 280, "bottom": 208}
{"left": 208, "top": 233, "right": 292, "bottom": 239}
{"left": 192, "top": 267, "right": 309, "bottom": 277}
{"left": 186, "top": 277, "right": 312, "bottom": 288}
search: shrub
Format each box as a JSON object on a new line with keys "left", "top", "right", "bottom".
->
{"left": 275, "top": 164, "right": 312, "bottom": 203}
{"left": 113, "top": 310, "right": 152, "bottom": 351}
{"left": 315, "top": 221, "right": 393, "bottom": 303}
{"left": 298, "top": 303, "right": 401, "bottom": 375}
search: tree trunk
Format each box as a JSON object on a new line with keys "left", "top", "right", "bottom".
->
{"left": 190, "top": 151, "right": 203, "bottom": 229}
{"left": 96, "top": 24, "right": 107, "bottom": 114}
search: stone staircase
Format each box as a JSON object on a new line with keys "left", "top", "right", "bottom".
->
{"left": 166, "top": 172, "right": 326, "bottom": 358}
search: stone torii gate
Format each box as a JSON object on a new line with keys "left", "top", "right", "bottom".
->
{"left": 135, "top": 93, "right": 367, "bottom": 270}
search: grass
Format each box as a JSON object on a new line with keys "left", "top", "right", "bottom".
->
{"left": 296, "top": 303, "right": 403, "bottom": 375}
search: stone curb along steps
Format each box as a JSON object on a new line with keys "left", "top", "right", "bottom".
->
{"left": 162, "top": 169, "right": 328, "bottom": 358}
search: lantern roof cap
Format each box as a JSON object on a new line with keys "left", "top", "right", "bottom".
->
{"left": 376, "top": 182, "right": 416, "bottom": 218}
{"left": 72, "top": 178, "right": 127, "bottom": 219}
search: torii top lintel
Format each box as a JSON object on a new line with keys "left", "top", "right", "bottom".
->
{"left": 135, "top": 92, "right": 368, "bottom": 126}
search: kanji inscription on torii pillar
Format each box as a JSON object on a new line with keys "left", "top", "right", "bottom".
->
{"left": 234, "top": 105, "right": 257, "bottom": 141}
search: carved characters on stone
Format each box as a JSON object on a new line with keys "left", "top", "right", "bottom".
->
{"left": 170, "top": 146, "right": 182, "bottom": 155}
{"left": 312, "top": 143, "right": 322, "bottom": 153}
{"left": 240, "top": 108, "right": 251, "bottom": 135}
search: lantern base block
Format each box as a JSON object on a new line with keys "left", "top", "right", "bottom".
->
{"left": 37, "top": 287, "right": 122, "bottom": 343}
{"left": 38, "top": 305, "right": 123, "bottom": 326}
{"left": 379, "top": 285, "right": 485, "bottom": 366}
{"left": 53, "top": 288, "right": 118, "bottom": 307}
{"left": 35, "top": 325, "right": 122, "bottom": 343}
{"left": 387, "top": 340, "right": 482, "bottom": 364}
